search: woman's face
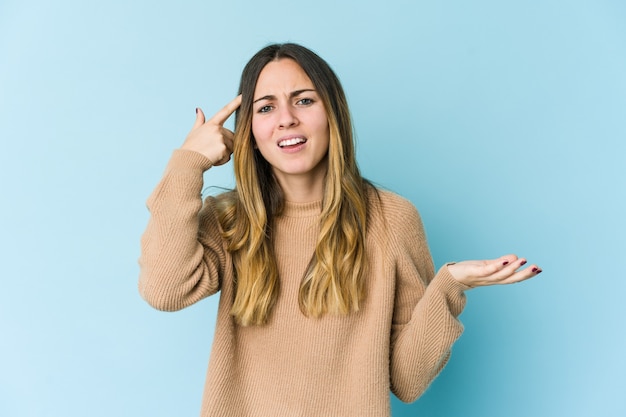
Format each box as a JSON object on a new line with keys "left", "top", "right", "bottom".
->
{"left": 251, "top": 58, "right": 330, "bottom": 187}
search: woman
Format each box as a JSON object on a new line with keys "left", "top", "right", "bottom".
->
{"left": 139, "top": 43, "right": 541, "bottom": 416}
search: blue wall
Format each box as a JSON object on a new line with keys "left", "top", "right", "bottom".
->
{"left": 1, "top": 0, "right": 624, "bottom": 416}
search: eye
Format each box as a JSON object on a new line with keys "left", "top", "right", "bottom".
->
{"left": 296, "top": 98, "right": 313, "bottom": 106}
{"left": 258, "top": 105, "right": 273, "bottom": 113}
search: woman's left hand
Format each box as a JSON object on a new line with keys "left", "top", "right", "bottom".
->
{"left": 447, "top": 255, "right": 542, "bottom": 289}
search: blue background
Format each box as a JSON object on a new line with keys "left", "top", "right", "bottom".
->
{"left": 1, "top": 0, "right": 625, "bottom": 416}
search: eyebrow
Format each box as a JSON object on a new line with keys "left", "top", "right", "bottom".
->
{"left": 253, "top": 89, "right": 317, "bottom": 103}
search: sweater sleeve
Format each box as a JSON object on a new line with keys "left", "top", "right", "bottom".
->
{"left": 387, "top": 198, "right": 469, "bottom": 403}
{"left": 138, "top": 149, "right": 228, "bottom": 311}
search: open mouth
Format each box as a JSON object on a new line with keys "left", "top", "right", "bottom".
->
{"left": 278, "top": 137, "right": 307, "bottom": 148}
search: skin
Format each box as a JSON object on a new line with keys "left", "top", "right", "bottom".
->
{"left": 447, "top": 255, "right": 541, "bottom": 288}
{"left": 180, "top": 62, "right": 542, "bottom": 288}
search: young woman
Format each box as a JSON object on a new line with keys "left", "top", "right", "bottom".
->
{"left": 139, "top": 43, "right": 541, "bottom": 417}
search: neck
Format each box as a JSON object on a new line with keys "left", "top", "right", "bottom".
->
{"left": 273, "top": 164, "right": 327, "bottom": 203}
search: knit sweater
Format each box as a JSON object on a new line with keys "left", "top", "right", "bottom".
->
{"left": 139, "top": 149, "right": 469, "bottom": 417}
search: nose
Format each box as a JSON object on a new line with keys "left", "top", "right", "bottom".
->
{"left": 278, "top": 105, "right": 298, "bottom": 129}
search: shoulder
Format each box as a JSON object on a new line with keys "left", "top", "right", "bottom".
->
{"left": 369, "top": 188, "right": 423, "bottom": 227}
{"left": 367, "top": 188, "right": 428, "bottom": 249}
{"left": 199, "top": 190, "right": 238, "bottom": 233}
{"left": 210, "top": 189, "right": 239, "bottom": 208}
{"left": 368, "top": 189, "right": 434, "bottom": 277}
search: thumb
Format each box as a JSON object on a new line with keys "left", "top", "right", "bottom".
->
{"left": 192, "top": 107, "right": 206, "bottom": 129}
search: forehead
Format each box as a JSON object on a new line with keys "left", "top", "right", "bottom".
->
{"left": 254, "top": 58, "right": 314, "bottom": 96}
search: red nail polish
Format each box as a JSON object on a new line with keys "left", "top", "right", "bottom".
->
{"left": 520, "top": 260, "right": 527, "bottom": 266}
{"left": 503, "top": 261, "right": 509, "bottom": 266}
{"left": 535, "top": 269, "right": 542, "bottom": 274}
{"left": 195, "top": 107, "right": 199, "bottom": 114}
{"left": 532, "top": 267, "right": 538, "bottom": 272}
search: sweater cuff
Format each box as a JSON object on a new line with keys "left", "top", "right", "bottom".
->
{"left": 167, "top": 149, "right": 215, "bottom": 173}
{"left": 434, "top": 264, "right": 472, "bottom": 292}
{"left": 428, "top": 265, "right": 470, "bottom": 316}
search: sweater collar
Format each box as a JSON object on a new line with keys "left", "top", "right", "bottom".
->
{"left": 280, "top": 199, "right": 322, "bottom": 218}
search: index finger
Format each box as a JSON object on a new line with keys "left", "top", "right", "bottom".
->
{"left": 210, "top": 95, "right": 242, "bottom": 125}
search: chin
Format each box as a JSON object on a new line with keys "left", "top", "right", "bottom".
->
{"left": 274, "top": 162, "right": 323, "bottom": 176}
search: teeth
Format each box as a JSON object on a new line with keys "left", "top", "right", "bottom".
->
{"left": 279, "top": 137, "right": 306, "bottom": 147}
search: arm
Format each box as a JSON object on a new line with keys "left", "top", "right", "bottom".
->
{"left": 388, "top": 199, "right": 542, "bottom": 402}
{"left": 138, "top": 96, "right": 242, "bottom": 311}
{"left": 138, "top": 150, "right": 226, "bottom": 311}
{"left": 388, "top": 201, "right": 469, "bottom": 403}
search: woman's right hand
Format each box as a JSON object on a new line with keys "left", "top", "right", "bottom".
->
{"left": 180, "top": 95, "right": 242, "bottom": 166}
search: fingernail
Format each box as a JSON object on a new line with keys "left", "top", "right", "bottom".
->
{"left": 195, "top": 107, "right": 199, "bottom": 114}
{"left": 502, "top": 261, "right": 509, "bottom": 266}
{"left": 532, "top": 267, "right": 538, "bottom": 272}
{"left": 535, "top": 268, "right": 542, "bottom": 274}
{"left": 520, "top": 260, "right": 527, "bottom": 266}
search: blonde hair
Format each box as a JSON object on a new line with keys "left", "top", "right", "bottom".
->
{"left": 215, "top": 43, "right": 371, "bottom": 326}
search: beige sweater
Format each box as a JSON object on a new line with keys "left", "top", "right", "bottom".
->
{"left": 139, "top": 150, "right": 469, "bottom": 417}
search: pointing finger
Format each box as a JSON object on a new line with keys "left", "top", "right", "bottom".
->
{"left": 210, "top": 95, "right": 242, "bottom": 126}
{"left": 193, "top": 107, "right": 206, "bottom": 129}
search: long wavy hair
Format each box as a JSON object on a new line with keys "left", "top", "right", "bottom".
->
{"left": 215, "top": 43, "right": 371, "bottom": 326}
